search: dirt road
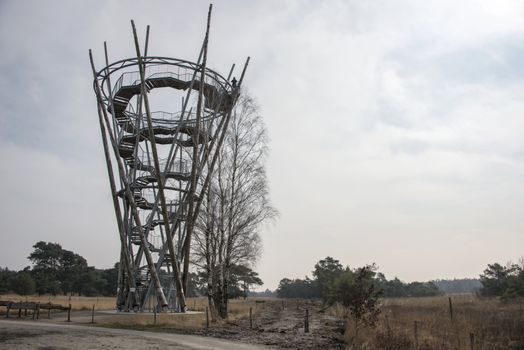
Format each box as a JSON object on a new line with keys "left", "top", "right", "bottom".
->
{"left": 0, "top": 319, "right": 270, "bottom": 349}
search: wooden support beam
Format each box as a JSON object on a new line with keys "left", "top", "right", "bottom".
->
{"left": 103, "top": 41, "right": 138, "bottom": 309}
{"left": 130, "top": 20, "right": 186, "bottom": 312}
{"left": 89, "top": 49, "right": 168, "bottom": 308}
{"left": 183, "top": 3, "right": 212, "bottom": 297}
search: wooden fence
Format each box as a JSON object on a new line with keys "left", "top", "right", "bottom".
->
{"left": 1, "top": 300, "right": 70, "bottom": 320}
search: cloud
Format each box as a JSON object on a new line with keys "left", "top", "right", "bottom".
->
{"left": 0, "top": 141, "right": 118, "bottom": 269}
{"left": 1, "top": 0, "right": 523, "bottom": 288}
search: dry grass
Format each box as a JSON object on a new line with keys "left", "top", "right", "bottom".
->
{"left": 101, "top": 312, "right": 207, "bottom": 330}
{"left": 101, "top": 297, "right": 264, "bottom": 330}
{"left": 0, "top": 294, "right": 116, "bottom": 310}
{"left": 185, "top": 296, "right": 262, "bottom": 313}
{"left": 0, "top": 294, "right": 265, "bottom": 331}
{"left": 337, "top": 295, "right": 524, "bottom": 350}
{"left": 0, "top": 294, "right": 260, "bottom": 314}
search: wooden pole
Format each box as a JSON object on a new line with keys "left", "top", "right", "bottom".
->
{"left": 32, "top": 304, "right": 36, "bottom": 320}
{"left": 179, "top": 52, "right": 248, "bottom": 280}
{"left": 91, "top": 304, "right": 95, "bottom": 324}
{"left": 206, "top": 306, "right": 209, "bottom": 328}
{"left": 130, "top": 20, "right": 186, "bottom": 312}
{"left": 36, "top": 303, "right": 40, "bottom": 320}
{"left": 105, "top": 46, "right": 135, "bottom": 312}
{"left": 153, "top": 305, "right": 157, "bottom": 325}
{"left": 102, "top": 42, "right": 137, "bottom": 309}
{"left": 6, "top": 304, "right": 11, "bottom": 318}
{"left": 250, "top": 307, "right": 253, "bottom": 329}
{"left": 282, "top": 300, "right": 284, "bottom": 310}
{"left": 470, "top": 332, "right": 475, "bottom": 350}
{"left": 448, "top": 297, "right": 453, "bottom": 323}
{"left": 47, "top": 303, "right": 51, "bottom": 319}
{"left": 67, "top": 304, "right": 71, "bottom": 322}
{"left": 181, "top": 59, "right": 250, "bottom": 290}
{"left": 304, "top": 309, "right": 309, "bottom": 333}
{"left": 24, "top": 307, "right": 27, "bottom": 317}
{"left": 89, "top": 49, "right": 168, "bottom": 309}
{"left": 385, "top": 314, "right": 392, "bottom": 339}
{"left": 414, "top": 321, "right": 419, "bottom": 350}
{"left": 18, "top": 308, "right": 21, "bottom": 318}
{"left": 141, "top": 30, "right": 209, "bottom": 307}
{"left": 183, "top": 4, "right": 212, "bottom": 296}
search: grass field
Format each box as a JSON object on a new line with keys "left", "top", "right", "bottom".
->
{"left": 2, "top": 294, "right": 523, "bottom": 349}
{"left": 101, "top": 297, "right": 263, "bottom": 329}
{"left": 341, "top": 294, "right": 524, "bottom": 349}
{"left": 0, "top": 293, "right": 116, "bottom": 310}
{"left": 0, "top": 294, "right": 261, "bottom": 328}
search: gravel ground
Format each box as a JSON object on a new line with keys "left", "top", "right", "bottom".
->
{"left": 0, "top": 299, "right": 346, "bottom": 349}
{"left": 155, "top": 299, "right": 346, "bottom": 349}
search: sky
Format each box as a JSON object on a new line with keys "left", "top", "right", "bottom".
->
{"left": 1, "top": 0, "right": 524, "bottom": 290}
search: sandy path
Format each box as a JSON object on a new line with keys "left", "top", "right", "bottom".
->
{"left": 0, "top": 319, "right": 271, "bottom": 349}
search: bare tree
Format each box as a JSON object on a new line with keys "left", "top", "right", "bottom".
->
{"left": 192, "top": 92, "right": 277, "bottom": 319}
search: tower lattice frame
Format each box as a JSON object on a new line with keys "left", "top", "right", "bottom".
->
{"left": 89, "top": 6, "right": 249, "bottom": 312}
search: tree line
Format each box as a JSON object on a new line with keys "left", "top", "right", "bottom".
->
{"left": 276, "top": 257, "right": 442, "bottom": 300}
{"left": 2, "top": 243, "right": 521, "bottom": 305}
{"left": 0, "top": 241, "right": 263, "bottom": 299}
{"left": 433, "top": 278, "right": 481, "bottom": 294}
{"left": 0, "top": 241, "right": 118, "bottom": 296}
{"left": 276, "top": 256, "right": 523, "bottom": 300}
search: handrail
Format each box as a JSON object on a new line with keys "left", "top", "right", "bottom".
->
{"left": 117, "top": 110, "right": 214, "bottom": 130}
{"left": 111, "top": 64, "right": 226, "bottom": 99}
{"left": 130, "top": 153, "right": 190, "bottom": 175}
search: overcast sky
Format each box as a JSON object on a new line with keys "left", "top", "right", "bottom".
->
{"left": 1, "top": 0, "right": 523, "bottom": 290}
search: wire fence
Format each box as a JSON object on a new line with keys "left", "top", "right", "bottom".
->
{"left": 382, "top": 302, "right": 521, "bottom": 350}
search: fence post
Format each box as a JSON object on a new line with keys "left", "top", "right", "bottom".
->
{"left": 206, "top": 307, "right": 209, "bottom": 328}
{"left": 448, "top": 297, "right": 453, "bottom": 323}
{"left": 304, "top": 309, "right": 309, "bottom": 333}
{"left": 470, "top": 332, "right": 475, "bottom": 350}
{"left": 6, "top": 303, "right": 11, "bottom": 318}
{"left": 24, "top": 307, "right": 27, "bottom": 317}
{"left": 414, "top": 321, "right": 419, "bottom": 350}
{"left": 48, "top": 303, "right": 51, "bottom": 319}
{"left": 36, "top": 303, "right": 40, "bottom": 320}
{"left": 385, "top": 315, "right": 392, "bottom": 339}
{"left": 91, "top": 304, "right": 95, "bottom": 324}
{"left": 153, "top": 305, "right": 157, "bottom": 325}
{"left": 32, "top": 304, "right": 37, "bottom": 320}
{"left": 18, "top": 308, "right": 22, "bottom": 318}
{"left": 282, "top": 300, "right": 284, "bottom": 310}
{"left": 67, "top": 304, "right": 71, "bottom": 322}
{"left": 250, "top": 307, "right": 253, "bottom": 329}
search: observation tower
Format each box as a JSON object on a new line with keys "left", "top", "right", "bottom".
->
{"left": 89, "top": 6, "right": 249, "bottom": 312}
